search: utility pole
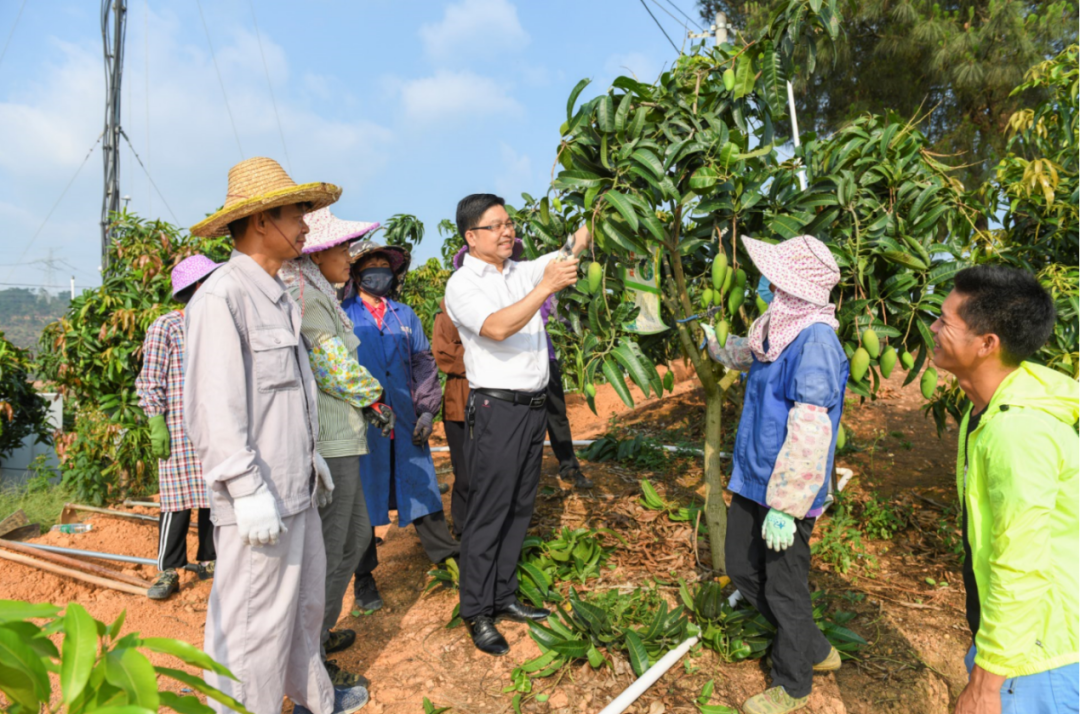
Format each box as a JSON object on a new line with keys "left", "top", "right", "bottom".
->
{"left": 101, "top": 0, "right": 128, "bottom": 271}
{"left": 70, "top": 276, "right": 76, "bottom": 300}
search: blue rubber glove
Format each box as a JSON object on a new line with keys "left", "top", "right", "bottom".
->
{"left": 762, "top": 509, "right": 796, "bottom": 552}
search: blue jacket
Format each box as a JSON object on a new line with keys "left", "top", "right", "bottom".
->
{"left": 342, "top": 296, "right": 443, "bottom": 527}
{"left": 728, "top": 323, "right": 849, "bottom": 512}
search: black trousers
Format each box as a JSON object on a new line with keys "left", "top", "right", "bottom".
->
{"left": 725, "top": 494, "right": 831, "bottom": 699}
{"left": 444, "top": 419, "right": 469, "bottom": 538}
{"left": 354, "top": 440, "right": 459, "bottom": 584}
{"left": 545, "top": 360, "right": 580, "bottom": 476}
{"left": 459, "top": 391, "right": 547, "bottom": 620}
{"left": 157, "top": 507, "right": 215, "bottom": 571}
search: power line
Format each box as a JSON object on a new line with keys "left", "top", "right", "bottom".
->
{"left": 638, "top": 0, "right": 680, "bottom": 53}
{"left": 647, "top": 0, "right": 693, "bottom": 34}
{"left": 248, "top": 0, "right": 291, "bottom": 172}
{"left": 0, "top": 0, "right": 28, "bottom": 73}
{"left": 2, "top": 135, "right": 103, "bottom": 285}
{"left": 119, "top": 128, "right": 179, "bottom": 225}
{"left": 660, "top": 0, "right": 704, "bottom": 30}
{"left": 194, "top": 0, "right": 244, "bottom": 160}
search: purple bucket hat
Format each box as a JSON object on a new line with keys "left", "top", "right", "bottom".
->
{"left": 452, "top": 237, "right": 525, "bottom": 270}
{"left": 171, "top": 255, "right": 222, "bottom": 299}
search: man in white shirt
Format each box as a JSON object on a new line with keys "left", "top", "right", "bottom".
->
{"left": 445, "top": 194, "right": 589, "bottom": 655}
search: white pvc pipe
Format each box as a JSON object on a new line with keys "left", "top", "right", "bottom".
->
{"left": 597, "top": 635, "right": 701, "bottom": 714}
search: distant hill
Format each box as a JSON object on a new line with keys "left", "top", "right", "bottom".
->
{"left": 0, "top": 289, "right": 70, "bottom": 351}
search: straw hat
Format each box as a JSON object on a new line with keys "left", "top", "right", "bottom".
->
{"left": 302, "top": 207, "right": 380, "bottom": 256}
{"left": 741, "top": 234, "right": 840, "bottom": 306}
{"left": 190, "top": 157, "right": 341, "bottom": 238}
{"left": 349, "top": 240, "right": 411, "bottom": 276}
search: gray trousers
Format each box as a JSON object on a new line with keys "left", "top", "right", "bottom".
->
{"left": 203, "top": 507, "right": 334, "bottom": 714}
{"left": 318, "top": 454, "right": 372, "bottom": 650}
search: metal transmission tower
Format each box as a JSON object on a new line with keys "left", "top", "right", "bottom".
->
{"left": 100, "top": 0, "right": 128, "bottom": 271}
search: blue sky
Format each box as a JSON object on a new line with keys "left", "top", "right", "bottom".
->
{"left": 0, "top": 0, "right": 710, "bottom": 292}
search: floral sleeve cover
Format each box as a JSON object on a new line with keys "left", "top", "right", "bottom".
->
{"left": 766, "top": 402, "right": 833, "bottom": 517}
{"left": 310, "top": 335, "right": 383, "bottom": 409}
{"left": 703, "top": 328, "right": 754, "bottom": 372}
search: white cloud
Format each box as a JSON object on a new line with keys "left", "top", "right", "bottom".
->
{"left": 494, "top": 142, "right": 534, "bottom": 199}
{"left": 419, "top": 0, "right": 529, "bottom": 62}
{"left": 602, "top": 52, "right": 664, "bottom": 85}
{"left": 0, "top": 9, "right": 394, "bottom": 280}
{"left": 399, "top": 69, "right": 521, "bottom": 122}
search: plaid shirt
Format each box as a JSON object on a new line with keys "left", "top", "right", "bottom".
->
{"left": 135, "top": 310, "right": 209, "bottom": 511}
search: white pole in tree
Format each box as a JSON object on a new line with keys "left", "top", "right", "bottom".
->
{"left": 715, "top": 11, "right": 727, "bottom": 44}
{"left": 70, "top": 276, "right": 75, "bottom": 300}
{"left": 788, "top": 80, "right": 807, "bottom": 190}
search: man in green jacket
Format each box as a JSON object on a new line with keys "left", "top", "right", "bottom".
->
{"left": 930, "top": 265, "right": 1078, "bottom": 714}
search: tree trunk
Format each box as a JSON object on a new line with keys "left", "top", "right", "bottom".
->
{"left": 702, "top": 383, "right": 727, "bottom": 573}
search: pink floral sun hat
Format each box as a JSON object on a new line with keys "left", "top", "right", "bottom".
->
{"left": 171, "top": 255, "right": 222, "bottom": 298}
{"left": 741, "top": 234, "right": 840, "bottom": 306}
{"left": 302, "top": 206, "right": 380, "bottom": 256}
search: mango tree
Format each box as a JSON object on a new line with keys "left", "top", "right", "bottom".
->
{"left": 36, "top": 213, "right": 230, "bottom": 504}
{"left": 515, "top": 9, "right": 971, "bottom": 571}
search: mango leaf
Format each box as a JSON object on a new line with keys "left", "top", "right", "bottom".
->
{"left": 733, "top": 54, "right": 755, "bottom": 99}
{"left": 597, "top": 94, "right": 616, "bottom": 133}
{"left": 614, "top": 93, "right": 633, "bottom": 132}
{"left": 61, "top": 602, "right": 99, "bottom": 704}
{"left": 160, "top": 691, "right": 215, "bottom": 714}
{"left": 0, "top": 628, "right": 48, "bottom": 711}
{"left": 156, "top": 667, "right": 256, "bottom": 714}
{"left": 104, "top": 648, "right": 161, "bottom": 711}
{"left": 553, "top": 170, "right": 604, "bottom": 190}
{"left": 0, "top": 600, "right": 62, "bottom": 623}
{"left": 566, "top": 78, "right": 591, "bottom": 122}
{"left": 602, "top": 358, "right": 634, "bottom": 408}
{"left": 689, "top": 167, "right": 720, "bottom": 191}
{"left": 603, "top": 191, "right": 640, "bottom": 233}
{"left": 138, "top": 637, "right": 236, "bottom": 678}
{"left": 631, "top": 148, "right": 665, "bottom": 178}
{"left": 623, "top": 630, "right": 650, "bottom": 676}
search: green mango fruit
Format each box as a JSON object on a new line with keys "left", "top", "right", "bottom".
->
{"left": 713, "top": 289, "right": 724, "bottom": 306}
{"left": 734, "top": 268, "right": 747, "bottom": 288}
{"left": 901, "top": 351, "right": 915, "bottom": 370}
{"left": 850, "top": 347, "right": 871, "bottom": 382}
{"left": 587, "top": 261, "right": 603, "bottom": 294}
{"left": 862, "top": 329, "right": 880, "bottom": 359}
{"left": 921, "top": 367, "right": 938, "bottom": 399}
{"left": 721, "top": 267, "right": 734, "bottom": 295}
{"left": 879, "top": 346, "right": 898, "bottom": 379}
{"left": 702, "top": 288, "right": 714, "bottom": 307}
{"left": 755, "top": 295, "right": 769, "bottom": 314}
{"left": 711, "top": 253, "right": 728, "bottom": 291}
{"left": 584, "top": 383, "right": 596, "bottom": 398}
{"left": 728, "top": 290, "right": 745, "bottom": 315}
{"left": 723, "top": 68, "right": 736, "bottom": 91}
{"left": 836, "top": 423, "right": 846, "bottom": 450}
{"left": 717, "top": 319, "right": 729, "bottom": 348}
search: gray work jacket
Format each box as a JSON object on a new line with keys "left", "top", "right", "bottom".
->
{"left": 184, "top": 251, "right": 319, "bottom": 526}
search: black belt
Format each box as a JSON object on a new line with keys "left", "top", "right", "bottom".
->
{"left": 474, "top": 388, "right": 547, "bottom": 409}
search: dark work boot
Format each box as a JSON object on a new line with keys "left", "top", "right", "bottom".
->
{"left": 147, "top": 569, "right": 180, "bottom": 600}
{"left": 494, "top": 600, "right": 551, "bottom": 623}
{"left": 562, "top": 466, "right": 594, "bottom": 490}
{"left": 353, "top": 574, "right": 383, "bottom": 612}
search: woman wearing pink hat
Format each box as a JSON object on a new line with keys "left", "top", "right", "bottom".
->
{"left": 135, "top": 254, "right": 222, "bottom": 600}
{"left": 706, "top": 235, "right": 850, "bottom": 714}
{"left": 280, "top": 207, "right": 391, "bottom": 691}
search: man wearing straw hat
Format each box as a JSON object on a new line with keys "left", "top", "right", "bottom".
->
{"left": 185, "top": 157, "right": 369, "bottom": 714}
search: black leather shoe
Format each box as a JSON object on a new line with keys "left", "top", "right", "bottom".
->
{"left": 466, "top": 616, "right": 510, "bottom": 656}
{"left": 494, "top": 600, "right": 551, "bottom": 623}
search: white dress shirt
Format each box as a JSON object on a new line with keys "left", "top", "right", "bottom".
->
{"left": 445, "top": 250, "right": 558, "bottom": 393}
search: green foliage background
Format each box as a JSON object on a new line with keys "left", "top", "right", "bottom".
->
{"left": 0, "top": 332, "right": 50, "bottom": 460}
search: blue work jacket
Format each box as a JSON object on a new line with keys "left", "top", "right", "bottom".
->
{"left": 728, "top": 323, "right": 849, "bottom": 512}
{"left": 342, "top": 296, "right": 443, "bottom": 526}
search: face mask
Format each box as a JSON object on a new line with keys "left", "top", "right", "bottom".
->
{"left": 358, "top": 267, "right": 394, "bottom": 297}
{"left": 757, "top": 275, "right": 774, "bottom": 304}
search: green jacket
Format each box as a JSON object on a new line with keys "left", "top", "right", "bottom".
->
{"left": 956, "top": 361, "right": 1079, "bottom": 678}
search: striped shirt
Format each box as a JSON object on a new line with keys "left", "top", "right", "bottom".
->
{"left": 288, "top": 286, "right": 382, "bottom": 458}
{"left": 135, "top": 310, "right": 209, "bottom": 511}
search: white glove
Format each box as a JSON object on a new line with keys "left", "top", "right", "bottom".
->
{"left": 233, "top": 490, "right": 286, "bottom": 547}
{"left": 314, "top": 453, "right": 334, "bottom": 509}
